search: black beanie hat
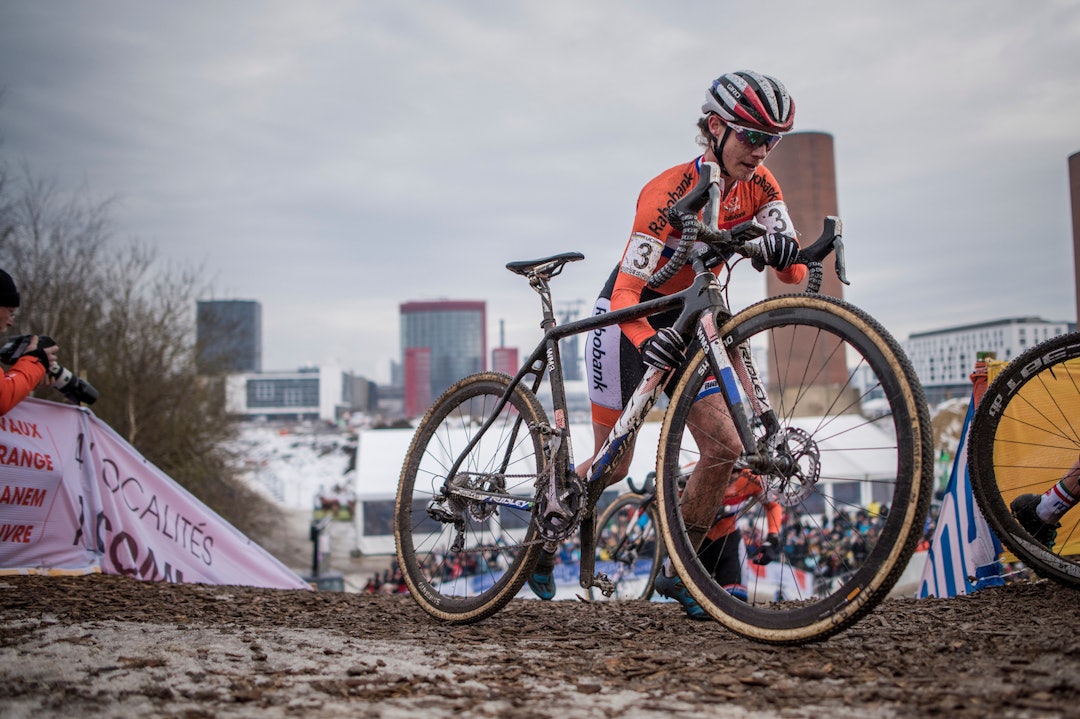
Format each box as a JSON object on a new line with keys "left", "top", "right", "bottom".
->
{"left": 0, "top": 269, "right": 20, "bottom": 308}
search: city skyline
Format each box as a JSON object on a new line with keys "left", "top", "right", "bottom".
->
{"left": 1, "top": 3, "right": 1077, "bottom": 384}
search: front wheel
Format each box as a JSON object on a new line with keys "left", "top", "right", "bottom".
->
{"left": 589, "top": 493, "right": 664, "bottom": 601}
{"left": 394, "top": 372, "right": 548, "bottom": 623}
{"left": 968, "top": 332, "right": 1080, "bottom": 589}
{"left": 656, "top": 294, "right": 933, "bottom": 644}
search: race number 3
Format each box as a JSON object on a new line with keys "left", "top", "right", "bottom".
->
{"left": 621, "top": 233, "right": 664, "bottom": 281}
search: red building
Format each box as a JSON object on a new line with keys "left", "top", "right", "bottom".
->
{"left": 492, "top": 347, "right": 519, "bottom": 376}
{"left": 403, "top": 347, "right": 432, "bottom": 419}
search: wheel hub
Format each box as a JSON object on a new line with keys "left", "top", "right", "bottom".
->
{"left": 763, "top": 427, "right": 821, "bottom": 507}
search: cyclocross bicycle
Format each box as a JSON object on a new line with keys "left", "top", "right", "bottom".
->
{"left": 969, "top": 331, "right": 1080, "bottom": 588}
{"left": 589, "top": 472, "right": 665, "bottom": 602}
{"left": 394, "top": 161, "right": 933, "bottom": 644}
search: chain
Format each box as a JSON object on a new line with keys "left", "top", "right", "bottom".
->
{"left": 455, "top": 536, "right": 547, "bottom": 554}
{"left": 456, "top": 472, "right": 539, "bottom": 481}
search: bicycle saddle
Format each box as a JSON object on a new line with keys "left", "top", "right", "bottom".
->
{"left": 506, "top": 252, "right": 584, "bottom": 280}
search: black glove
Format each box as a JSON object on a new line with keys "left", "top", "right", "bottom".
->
{"left": 639, "top": 327, "right": 685, "bottom": 371}
{"left": 752, "top": 533, "right": 780, "bottom": 565}
{"left": 752, "top": 232, "right": 799, "bottom": 272}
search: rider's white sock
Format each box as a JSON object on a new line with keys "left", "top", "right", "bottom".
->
{"left": 1038, "top": 480, "right": 1080, "bottom": 522}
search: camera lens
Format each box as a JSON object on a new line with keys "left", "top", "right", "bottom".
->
{"left": 51, "top": 367, "right": 99, "bottom": 405}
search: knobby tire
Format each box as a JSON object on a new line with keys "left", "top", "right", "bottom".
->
{"left": 656, "top": 294, "right": 933, "bottom": 644}
{"left": 395, "top": 372, "right": 548, "bottom": 623}
{"left": 968, "top": 331, "right": 1080, "bottom": 589}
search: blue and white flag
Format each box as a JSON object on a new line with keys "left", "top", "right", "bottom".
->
{"left": 918, "top": 394, "right": 1004, "bottom": 598}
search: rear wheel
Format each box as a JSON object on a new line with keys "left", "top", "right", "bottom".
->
{"left": 395, "top": 372, "right": 547, "bottom": 623}
{"left": 656, "top": 295, "right": 932, "bottom": 644}
{"left": 968, "top": 332, "right": 1080, "bottom": 589}
{"left": 589, "top": 493, "right": 664, "bottom": 601}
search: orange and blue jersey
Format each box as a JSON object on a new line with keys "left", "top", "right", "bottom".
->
{"left": 586, "top": 156, "right": 806, "bottom": 427}
{"left": 611, "top": 156, "right": 806, "bottom": 349}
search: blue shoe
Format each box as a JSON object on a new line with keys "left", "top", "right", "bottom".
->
{"left": 654, "top": 571, "right": 709, "bottom": 620}
{"left": 528, "top": 550, "right": 557, "bottom": 600}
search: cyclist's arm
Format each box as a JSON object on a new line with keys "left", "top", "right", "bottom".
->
{"left": 751, "top": 166, "right": 807, "bottom": 285}
{"left": 0, "top": 355, "right": 47, "bottom": 416}
{"left": 610, "top": 233, "right": 667, "bottom": 349}
{"left": 611, "top": 163, "right": 701, "bottom": 348}
{"left": 754, "top": 199, "right": 806, "bottom": 285}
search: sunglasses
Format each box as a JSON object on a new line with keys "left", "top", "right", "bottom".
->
{"left": 728, "top": 123, "right": 782, "bottom": 151}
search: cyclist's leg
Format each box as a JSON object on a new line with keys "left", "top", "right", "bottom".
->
{"left": 1013, "top": 455, "right": 1080, "bottom": 543}
{"left": 576, "top": 420, "right": 637, "bottom": 481}
{"left": 678, "top": 394, "right": 742, "bottom": 550}
{"left": 578, "top": 273, "right": 677, "bottom": 488}
{"left": 698, "top": 527, "right": 747, "bottom": 600}
{"left": 654, "top": 394, "right": 741, "bottom": 619}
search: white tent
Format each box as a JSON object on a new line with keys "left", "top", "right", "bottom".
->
{"left": 351, "top": 414, "right": 901, "bottom": 555}
{"left": 352, "top": 422, "right": 650, "bottom": 554}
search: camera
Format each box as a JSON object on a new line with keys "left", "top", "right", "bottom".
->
{"left": 0, "top": 334, "right": 100, "bottom": 405}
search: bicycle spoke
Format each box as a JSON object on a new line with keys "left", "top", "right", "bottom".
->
{"left": 395, "top": 373, "right": 547, "bottom": 622}
{"left": 657, "top": 295, "right": 932, "bottom": 644}
{"left": 970, "top": 333, "right": 1080, "bottom": 588}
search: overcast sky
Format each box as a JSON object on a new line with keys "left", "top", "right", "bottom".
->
{"left": 1, "top": 1, "right": 1077, "bottom": 383}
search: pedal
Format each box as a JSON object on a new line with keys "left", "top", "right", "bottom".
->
{"left": 592, "top": 572, "right": 615, "bottom": 598}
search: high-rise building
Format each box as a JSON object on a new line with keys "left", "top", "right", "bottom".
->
{"left": 905, "top": 317, "right": 1074, "bottom": 404}
{"left": 196, "top": 300, "right": 262, "bottom": 373}
{"left": 400, "top": 300, "right": 486, "bottom": 415}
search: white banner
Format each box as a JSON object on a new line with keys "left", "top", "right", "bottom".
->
{"left": 0, "top": 398, "right": 309, "bottom": 590}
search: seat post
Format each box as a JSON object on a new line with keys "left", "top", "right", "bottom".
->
{"left": 532, "top": 275, "right": 557, "bottom": 331}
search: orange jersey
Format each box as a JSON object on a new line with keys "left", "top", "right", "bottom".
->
{"left": 0, "top": 355, "right": 45, "bottom": 415}
{"left": 706, "top": 468, "right": 783, "bottom": 540}
{"left": 612, "top": 157, "right": 807, "bottom": 348}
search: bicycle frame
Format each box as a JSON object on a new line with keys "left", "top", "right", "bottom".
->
{"left": 430, "top": 159, "right": 842, "bottom": 595}
{"left": 437, "top": 245, "right": 781, "bottom": 593}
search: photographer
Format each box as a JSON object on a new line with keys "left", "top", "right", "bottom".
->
{"left": 0, "top": 269, "right": 59, "bottom": 415}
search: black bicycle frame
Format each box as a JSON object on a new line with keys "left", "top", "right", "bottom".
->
{"left": 439, "top": 250, "right": 768, "bottom": 514}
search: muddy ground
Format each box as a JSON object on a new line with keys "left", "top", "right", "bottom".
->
{"left": 2, "top": 574, "right": 1080, "bottom": 719}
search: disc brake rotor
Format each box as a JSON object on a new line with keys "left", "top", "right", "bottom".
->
{"left": 764, "top": 427, "right": 822, "bottom": 507}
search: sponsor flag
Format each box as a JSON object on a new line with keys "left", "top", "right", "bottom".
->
{"left": 918, "top": 389, "right": 1004, "bottom": 598}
